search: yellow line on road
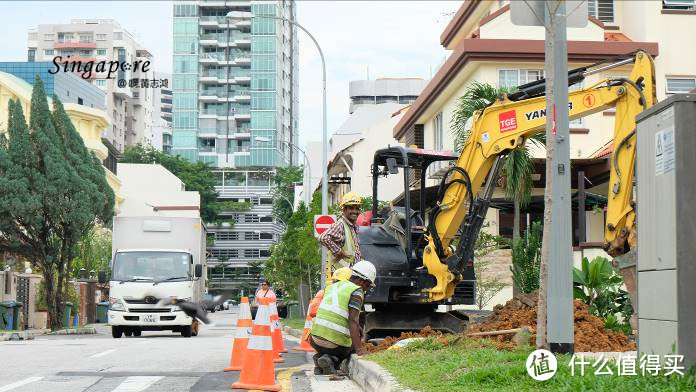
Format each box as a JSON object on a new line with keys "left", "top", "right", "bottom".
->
{"left": 247, "top": 366, "right": 302, "bottom": 392}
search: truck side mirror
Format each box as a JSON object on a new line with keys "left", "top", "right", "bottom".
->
{"left": 194, "top": 264, "right": 203, "bottom": 278}
{"left": 98, "top": 271, "right": 107, "bottom": 284}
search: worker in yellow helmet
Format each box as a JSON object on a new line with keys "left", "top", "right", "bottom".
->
{"left": 303, "top": 267, "right": 353, "bottom": 344}
{"left": 319, "top": 192, "right": 363, "bottom": 283}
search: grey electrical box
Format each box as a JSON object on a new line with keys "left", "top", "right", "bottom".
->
{"left": 635, "top": 94, "right": 696, "bottom": 368}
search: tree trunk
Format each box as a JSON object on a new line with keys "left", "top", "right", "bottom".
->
{"left": 512, "top": 198, "right": 521, "bottom": 297}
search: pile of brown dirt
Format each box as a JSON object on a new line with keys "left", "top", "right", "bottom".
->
{"left": 363, "top": 326, "right": 446, "bottom": 354}
{"left": 468, "top": 293, "right": 636, "bottom": 352}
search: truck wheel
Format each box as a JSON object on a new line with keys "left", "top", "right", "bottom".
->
{"left": 181, "top": 325, "right": 192, "bottom": 338}
{"left": 133, "top": 329, "right": 142, "bottom": 337}
{"left": 112, "top": 326, "right": 123, "bottom": 339}
{"left": 124, "top": 329, "right": 133, "bottom": 337}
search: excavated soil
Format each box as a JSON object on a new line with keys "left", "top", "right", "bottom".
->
{"left": 468, "top": 292, "right": 635, "bottom": 352}
{"left": 364, "top": 293, "right": 635, "bottom": 353}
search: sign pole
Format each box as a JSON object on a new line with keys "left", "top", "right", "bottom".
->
{"left": 546, "top": 0, "right": 574, "bottom": 355}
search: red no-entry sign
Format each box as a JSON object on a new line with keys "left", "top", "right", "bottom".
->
{"left": 314, "top": 215, "right": 336, "bottom": 238}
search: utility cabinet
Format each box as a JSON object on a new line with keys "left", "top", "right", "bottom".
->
{"left": 635, "top": 94, "right": 696, "bottom": 368}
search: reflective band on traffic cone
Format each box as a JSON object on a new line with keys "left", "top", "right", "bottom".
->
{"left": 269, "top": 300, "right": 288, "bottom": 354}
{"left": 223, "top": 297, "right": 252, "bottom": 372}
{"left": 231, "top": 298, "right": 280, "bottom": 391}
{"left": 292, "top": 312, "right": 315, "bottom": 352}
{"left": 268, "top": 300, "right": 285, "bottom": 363}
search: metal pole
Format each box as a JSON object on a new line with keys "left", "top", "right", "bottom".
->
{"left": 546, "top": 0, "right": 574, "bottom": 355}
{"left": 231, "top": 12, "right": 329, "bottom": 288}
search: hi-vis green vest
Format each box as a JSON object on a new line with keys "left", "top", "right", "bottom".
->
{"left": 311, "top": 280, "right": 360, "bottom": 347}
{"left": 327, "top": 218, "right": 355, "bottom": 274}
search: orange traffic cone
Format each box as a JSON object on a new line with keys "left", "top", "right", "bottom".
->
{"left": 292, "top": 312, "right": 315, "bottom": 352}
{"left": 231, "top": 297, "right": 280, "bottom": 391}
{"left": 223, "top": 297, "right": 252, "bottom": 371}
{"left": 268, "top": 300, "right": 285, "bottom": 362}
{"left": 270, "top": 299, "right": 288, "bottom": 353}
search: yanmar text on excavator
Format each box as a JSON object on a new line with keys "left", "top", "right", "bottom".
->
{"left": 357, "top": 51, "right": 656, "bottom": 339}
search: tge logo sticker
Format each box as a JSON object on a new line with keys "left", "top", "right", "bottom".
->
{"left": 499, "top": 110, "right": 518, "bottom": 132}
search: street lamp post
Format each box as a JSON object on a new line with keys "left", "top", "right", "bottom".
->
{"left": 228, "top": 10, "right": 330, "bottom": 288}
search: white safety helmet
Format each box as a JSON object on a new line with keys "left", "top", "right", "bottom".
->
{"left": 351, "top": 260, "right": 377, "bottom": 287}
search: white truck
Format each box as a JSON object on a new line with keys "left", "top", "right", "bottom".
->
{"left": 104, "top": 216, "right": 206, "bottom": 338}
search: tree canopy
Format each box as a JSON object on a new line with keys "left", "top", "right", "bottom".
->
{"left": 0, "top": 76, "right": 114, "bottom": 329}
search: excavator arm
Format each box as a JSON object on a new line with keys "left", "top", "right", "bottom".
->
{"left": 422, "top": 51, "right": 656, "bottom": 302}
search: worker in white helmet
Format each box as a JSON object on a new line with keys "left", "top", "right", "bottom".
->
{"left": 309, "top": 260, "right": 377, "bottom": 376}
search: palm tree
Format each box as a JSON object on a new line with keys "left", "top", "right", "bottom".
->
{"left": 451, "top": 82, "right": 544, "bottom": 295}
{"left": 451, "top": 82, "right": 543, "bottom": 243}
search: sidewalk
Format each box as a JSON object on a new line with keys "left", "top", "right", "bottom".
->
{"left": 0, "top": 328, "right": 51, "bottom": 341}
{"left": 283, "top": 324, "right": 368, "bottom": 392}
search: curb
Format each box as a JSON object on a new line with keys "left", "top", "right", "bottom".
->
{"left": 284, "top": 325, "right": 413, "bottom": 392}
{"left": 348, "top": 354, "right": 416, "bottom": 392}
{"left": 283, "top": 325, "right": 303, "bottom": 339}
{"left": 0, "top": 329, "right": 51, "bottom": 341}
{"left": 48, "top": 327, "right": 97, "bottom": 335}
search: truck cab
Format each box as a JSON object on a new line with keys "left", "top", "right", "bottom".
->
{"left": 107, "top": 248, "right": 204, "bottom": 338}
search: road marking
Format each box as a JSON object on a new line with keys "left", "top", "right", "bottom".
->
{"left": 90, "top": 349, "right": 117, "bottom": 358}
{"left": 0, "top": 377, "right": 43, "bottom": 392}
{"left": 277, "top": 366, "right": 302, "bottom": 392}
{"left": 110, "top": 376, "right": 163, "bottom": 392}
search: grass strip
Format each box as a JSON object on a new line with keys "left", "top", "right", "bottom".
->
{"left": 368, "top": 336, "right": 696, "bottom": 392}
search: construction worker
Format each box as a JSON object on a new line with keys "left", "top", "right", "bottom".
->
{"left": 319, "top": 192, "right": 363, "bottom": 280}
{"left": 303, "top": 267, "right": 352, "bottom": 343}
{"left": 309, "top": 260, "right": 377, "bottom": 376}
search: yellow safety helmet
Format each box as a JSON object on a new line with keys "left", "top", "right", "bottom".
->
{"left": 331, "top": 267, "right": 352, "bottom": 283}
{"left": 340, "top": 192, "right": 362, "bottom": 209}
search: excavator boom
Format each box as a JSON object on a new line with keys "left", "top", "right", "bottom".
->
{"left": 423, "top": 51, "right": 656, "bottom": 302}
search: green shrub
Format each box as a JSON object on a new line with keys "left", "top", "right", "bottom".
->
{"left": 510, "top": 221, "right": 542, "bottom": 294}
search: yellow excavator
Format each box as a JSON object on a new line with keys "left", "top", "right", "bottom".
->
{"left": 359, "top": 51, "right": 655, "bottom": 338}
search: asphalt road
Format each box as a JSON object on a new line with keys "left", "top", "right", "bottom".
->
{"left": 0, "top": 308, "right": 313, "bottom": 392}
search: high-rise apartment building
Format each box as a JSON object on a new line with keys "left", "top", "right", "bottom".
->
{"left": 172, "top": 0, "right": 299, "bottom": 295}
{"left": 149, "top": 71, "right": 173, "bottom": 153}
{"left": 28, "top": 19, "right": 155, "bottom": 153}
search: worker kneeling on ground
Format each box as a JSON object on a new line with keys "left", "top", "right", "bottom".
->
{"left": 309, "top": 260, "right": 376, "bottom": 376}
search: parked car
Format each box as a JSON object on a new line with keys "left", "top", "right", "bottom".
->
{"left": 222, "top": 299, "right": 236, "bottom": 310}
{"left": 202, "top": 294, "right": 217, "bottom": 313}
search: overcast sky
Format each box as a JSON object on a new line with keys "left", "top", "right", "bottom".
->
{"left": 2, "top": 1, "right": 461, "bottom": 148}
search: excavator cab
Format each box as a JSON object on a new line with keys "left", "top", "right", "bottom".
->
{"left": 359, "top": 146, "right": 473, "bottom": 338}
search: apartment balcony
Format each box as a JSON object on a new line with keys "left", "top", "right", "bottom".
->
{"left": 235, "top": 76, "right": 251, "bottom": 85}
{"left": 199, "top": 93, "right": 218, "bottom": 102}
{"left": 199, "top": 75, "right": 218, "bottom": 84}
{"left": 198, "top": 128, "right": 217, "bottom": 138}
{"left": 55, "top": 41, "right": 96, "bottom": 49}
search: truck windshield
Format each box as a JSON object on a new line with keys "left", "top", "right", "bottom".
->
{"left": 112, "top": 252, "right": 191, "bottom": 282}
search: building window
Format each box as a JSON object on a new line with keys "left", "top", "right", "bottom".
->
{"left": 434, "top": 112, "right": 444, "bottom": 151}
{"left": 79, "top": 50, "right": 92, "bottom": 56}
{"left": 376, "top": 96, "right": 398, "bottom": 104}
{"left": 498, "top": 69, "right": 544, "bottom": 90}
{"left": 260, "top": 216, "right": 273, "bottom": 223}
{"left": 44, "top": 49, "right": 54, "bottom": 56}
{"left": 95, "top": 79, "right": 106, "bottom": 87}
{"left": 666, "top": 77, "right": 696, "bottom": 94}
{"left": 588, "top": 0, "right": 614, "bottom": 23}
{"left": 199, "top": 137, "right": 216, "bottom": 152}
{"left": 260, "top": 233, "right": 273, "bottom": 240}
{"left": 97, "top": 49, "right": 107, "bottom": 56}
{"left": 79, "top": 34, "right": 93, "bottom": 43}
{"left": 96, "top": 34, "right": 108, "bottom": 41}
{"left": 43, "top": 34, "right": 55, "bottom": 41}
{"left": 662, "top": 0, "right": 696, "bottom": 9}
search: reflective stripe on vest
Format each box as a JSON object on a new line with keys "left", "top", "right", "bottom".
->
{"left": 311, "top": 280, "right": 360, "bottom": 347}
